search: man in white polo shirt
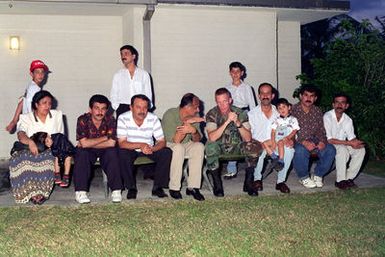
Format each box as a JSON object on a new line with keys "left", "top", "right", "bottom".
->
{"left": 323, "top": 93, "right": 365, "bottom": 190}
{"left": 118, "top": 94, "right": 171, "bottom": 199}
{"left": 248, "top": 83, "right": 294, "bottom": 193}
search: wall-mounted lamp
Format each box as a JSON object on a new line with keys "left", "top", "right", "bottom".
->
{"left": 9, "top": 36, "right": 20, "bottom": 50}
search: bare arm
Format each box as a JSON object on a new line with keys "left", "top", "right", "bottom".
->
{"left": 207, "top": 119, "right": 231, "bottom": 142}
{"left": 328, "top": 138, "right": 364, "bottom": 149}
{"left": 118, "top": 138, "right": 147, "bottom": 151}
{"left": 6, "top": 100, "right": 23, "bottom": 132}
{"left": 17, "top": 131, "right": 38, "bottom": 155}
{"left": 152, "top": 139, "right": 166, "bottom": 152}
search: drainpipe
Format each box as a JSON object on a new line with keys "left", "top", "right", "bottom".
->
{"left": 143, "top": 4, "right": 155, "bottom": 73}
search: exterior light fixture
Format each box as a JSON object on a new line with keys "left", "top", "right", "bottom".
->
{"left": 10, "top": 36, "right": 20, "bottom": 50}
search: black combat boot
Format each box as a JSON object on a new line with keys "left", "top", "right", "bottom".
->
{"left": 243, "top": 167, "right": 258, "bottom": 196}
{"left": 208, "top": 168, "right": 224, "bottom": 197}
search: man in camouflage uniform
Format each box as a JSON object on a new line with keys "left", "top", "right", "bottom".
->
{"left": 205, "top": 88, "right": 262, "bottom": 197}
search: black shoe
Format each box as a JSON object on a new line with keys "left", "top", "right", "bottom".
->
{"left": 169, "top": 190, "right": 182, "bottom": 199}
{"left": 152, "top": 188, "right": 168, "bottom": 198}
{"left": 186, "top": 188, "right": 205, "bottom": 201}
{"left": 126, "top": 189, "right": 137, "bottom": 199}
{"left": 275, "top": 182, "right": 290, "bottom": 193}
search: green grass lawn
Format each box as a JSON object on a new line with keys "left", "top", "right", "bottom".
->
{"left": 0, "top": 188, "right": 384, "bottom": 257}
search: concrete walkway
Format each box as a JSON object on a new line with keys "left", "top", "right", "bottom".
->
{"left": 1, "top": 163, "right": 384, "bottom": 207}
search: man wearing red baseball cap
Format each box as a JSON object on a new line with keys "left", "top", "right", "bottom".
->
{"left": 6, "top": 60, "right": 50, "bottom": 132}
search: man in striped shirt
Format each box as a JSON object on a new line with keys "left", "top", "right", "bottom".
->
{"left": 117, "top": 94, "right": 172, "bottom": 199}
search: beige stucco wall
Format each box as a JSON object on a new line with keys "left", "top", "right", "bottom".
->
{"left": 0, "top": 5, "right": 302, "bottom": 158}
{"left": 151, "top": 5, "right": 277, "bottom": 117}
{"left": 0, "top": 14, "right": 122, "bottom": 158}
{"left": 277, "top": 20, "right": 301, "bottom": 103}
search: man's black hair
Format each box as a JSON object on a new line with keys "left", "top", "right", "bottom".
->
{"left": 299, "top": 84, "right": 320, "bottom": 97}
{"left": 131, "top": 94, "right": 150, "bottom": 108}
{"left": 258, "top": 82, "right": 274, "bottom": 94}
{"left": 276, "top": 98, "right": 291, "bottom": 107}
{"left": 120, "top": 45, "right": 139, "bottom": 65}
{"left": 333, "top": 92, "right": 351, "bottom": 105}
{"left": 89, "top": 94, "right": 110, "bottom": 109}
{"left": 180, "top": 93, "right": 198, "bottom": 108}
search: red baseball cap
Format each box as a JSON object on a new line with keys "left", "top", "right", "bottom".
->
{"left": 30, "top": 60, "right": 49, "bottom": 73}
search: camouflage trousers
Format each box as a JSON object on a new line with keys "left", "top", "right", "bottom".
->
{"left": 205, "top": 140, "right": 263, "bottom": 171}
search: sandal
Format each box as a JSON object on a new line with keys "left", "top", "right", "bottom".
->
{"left": 54, "top": 172, "right": 62, "bottom": 185}
{"left": 60, "top": 175, "right": 70, "bottom": 188}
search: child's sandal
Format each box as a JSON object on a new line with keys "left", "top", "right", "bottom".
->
{"left": 54, "top": 172, "right": 62, "bottom": 185}
{"left": 60, "top": 175, "right": 70, "bottom": 188}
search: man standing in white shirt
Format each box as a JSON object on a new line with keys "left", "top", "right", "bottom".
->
{"left": 323, "top": 93, "right": 365, "bottom": 190}
{"left": 248, "top": 83, "right": 294, "bottom": 193}
{"left": 110, "top": 45, "right": 153, "bottom": 117}
{"left": 6, "top": 60, "right": 49, "bottom": 132}
{"left": 224, "top": 61, "right": 256, "bottom": 179}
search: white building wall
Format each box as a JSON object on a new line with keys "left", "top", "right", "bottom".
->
{"left": 277, "top": 21, "right": 301, "bottom": 103}
{"left": 151, "top": 5, "right": 277, "bottom": 116}
{"left": 0, "top": 14, "right": 122, "bottom": 158}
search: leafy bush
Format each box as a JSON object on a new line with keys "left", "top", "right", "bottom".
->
{"left": 297, "top": 20, "right": 385, "bottom": 159}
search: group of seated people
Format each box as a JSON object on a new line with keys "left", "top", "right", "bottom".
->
{"left": 8, "top": 83, "right": 365, "bottom": 205}
{"left": 7, "top": 51, "right": 365, "bottom": 205}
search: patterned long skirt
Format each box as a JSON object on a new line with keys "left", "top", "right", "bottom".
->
{"left": 9, "top": 149, "right": 55, "bottom": 204}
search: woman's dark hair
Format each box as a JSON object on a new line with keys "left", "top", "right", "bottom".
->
{"left": 89, "top": 94, "right": 110, "bottom": 109}
{"left": 31, "top": 90, "right": 54, "bottom": 110}
{"left": 180, "top": 93, "right": 198, "bottom": 108}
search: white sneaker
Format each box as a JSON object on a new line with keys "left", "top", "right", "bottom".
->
{"left": 300, "top": 178, "right": 317, "bottom": 189}
{"left": 313, "top": 175, "right": 324, "bottom": 188}
{"left": 75, "top": 191, "right": 90, "bottom": 204}
{"left": 111, "top": 190, "right": 122, "bottom": 203}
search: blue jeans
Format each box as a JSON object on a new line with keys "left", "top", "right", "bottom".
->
{"left": 254, "top": 146, "right": 295, "bottom": 183}
{"left": 293, "top": 143, "right": 336, "bottom": 180}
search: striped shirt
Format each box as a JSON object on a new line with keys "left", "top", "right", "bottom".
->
{"left": 117, "top": 111, "right": 164, "bottom": 147}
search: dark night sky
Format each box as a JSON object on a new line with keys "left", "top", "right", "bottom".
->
{"left": 349, "top": 0, "right": 385, "bottom": 26}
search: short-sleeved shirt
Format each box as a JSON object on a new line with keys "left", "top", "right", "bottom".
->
{"left": 76, "top": 113, "right": 116, "bottom": 141}
{"left": 117, "top": 111, "right": 164, "bottom": 147}
{"left": 248, "top": 105, "right": 279, "bottom": 142}
{"left": 271, "top": 115, "right": 300, "bottom": 141}
{"left": 323, "top": 109, "right": 356, "bottom": 141}
{"left": 226, "top": 82, "right": 256, "bottom": 109}
{"left": 205, "top": 105, "right": 250, "bottom": 145}
{"left": 17, "top": 110, "right": 64, "bottom": 137}
{"left": 22, "top": 81, "right": 41, "bottom": 114}
{"left": 292, "top": 103, "right": 327, "bottom": 144}
{"left": 161, "top": 107, "right": 201, "bottom": 144}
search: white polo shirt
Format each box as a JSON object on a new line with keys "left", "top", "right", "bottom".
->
{"left": 117, "top": 111, "right": 164, "bottom": 147}
{"left": 248, "top": 105, "right": 279, "bottom": 142}
{"left": 17, "top": 110, "right": 64, "bottom": 137}
{"left": 323, "top": 109, "right": 356, "bottom": 141}
{"left": 110, "top": 67, "right": 152, "bottom": 110}
{"left": 226, "top": 82, "right": 256, "bottom": 109}
{"left": 22, "top": 81, "right": 41, "bottom": 114}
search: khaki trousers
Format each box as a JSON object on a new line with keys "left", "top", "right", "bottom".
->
{"left": 167, "top": 141, "right": 204, "bottom": 191}
{"left": 335, "top": 145, "right": 365, "bottom": 182}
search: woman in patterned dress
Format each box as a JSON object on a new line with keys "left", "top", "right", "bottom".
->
{"left": 9, "top": 90, "right": 64, "bottom": 204}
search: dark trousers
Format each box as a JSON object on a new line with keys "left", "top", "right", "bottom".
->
{"left": 119, "top": 148, "right": 172, "bottom": 191}
{"left": 73, "top": 147, "right": 123, "bottom": 191}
